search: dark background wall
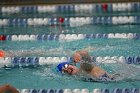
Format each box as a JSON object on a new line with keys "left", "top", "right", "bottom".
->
{"left": 0, "top": 0, "right": 139, "bottom": 5}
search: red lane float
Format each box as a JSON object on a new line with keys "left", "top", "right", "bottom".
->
{"left": 59, "top": 17, "right": 64, "bottom": 23}
{"left": 0, "top": 35, "right": 6, "bottom": 41}
{"left": 101, "top": 3, "right": 108, "bottom": 12}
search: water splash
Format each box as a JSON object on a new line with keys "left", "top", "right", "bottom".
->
{"left": 33, "top": 65, "right": 76, "bottom": 85}
{"left": 98, "top": 59, "right": 140, "bottom": 81}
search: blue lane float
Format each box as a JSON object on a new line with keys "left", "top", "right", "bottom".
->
{"left": 126, "top": 56, "right": 140, "bottom": 64}
{"left": 21, "top": 6, "right": 38, "bottom": 13}
{"left": 126, "top": 56, "right": 134, "bottom": 64}
{"left": 0, "top": 56, "right": 140, "bottom": 68}
{"left": 11, "top": 57, "right": 39, "bottom": 67}
{"left": 0, "top": 2, "right": 140, "bottom": 14}
{"left": 112, "top": 88, "right": 122, "bottom": 93}
{"left": 57, "top": 5, "right": 75, "bottom": 13}
{"left": 134, "top": 57, "right": 140, "bottom": 64}
{"left": 101, "top": 89, "right": 109, "bottom": 93}
{"left": 122, "top": 88, "right": 131, "bottom": 93}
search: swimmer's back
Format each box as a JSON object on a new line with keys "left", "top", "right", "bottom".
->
{"left": 80, "top": 62, "right": 106, "bottom": 78}
{"left": 90, "top": 66, "right": 106, "bottom": 78}
{"left": 80, "top": 63, "right": 93, "bottom": 73}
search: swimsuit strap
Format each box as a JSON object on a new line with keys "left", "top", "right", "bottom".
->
{"left": 98, "top": 72, "right": 114, "bottom": 81}
{"left": 101, "top": 72, "right": 109, "bottom": 78}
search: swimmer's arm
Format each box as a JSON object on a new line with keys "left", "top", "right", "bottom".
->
{"left": 107, "top": 73, "right": 113, "bottom": 78}
{"left": 105, "top": 72, "right": 116, "bottom": 79}
{"left": 0, "top": 84, "right": 19, "bottom": 93}
{"left": 105, "top": 72, "right": 120, "bottom": 79}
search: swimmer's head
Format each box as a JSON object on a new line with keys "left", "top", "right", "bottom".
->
{"left": 57, "top": 62, "right": 79, "bottom": 75}
{"left": 57, "top": 62, "right": 70, "bottom": 72}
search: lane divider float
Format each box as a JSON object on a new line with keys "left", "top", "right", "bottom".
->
{"left": 0, "top": 33, "right": 139, "bottom": 41}
{"left": 0, "top": 3, "right": 140, "bottom": 14}
{"left": 0, "top": 16, "right": 140, "bottom": 27}
{"left": 17, "top": 88, "right": 139, "bottom": 93}
{"left": 0, "top": 56, "right": 139, "bottom": 68}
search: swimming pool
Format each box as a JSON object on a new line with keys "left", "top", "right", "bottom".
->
{"left": 0, "top": 2, "right": 140, "bottom": 93}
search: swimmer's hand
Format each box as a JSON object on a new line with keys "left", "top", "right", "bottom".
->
{"left": 113, "top": 73, "right": 120, "bottom": 77}
{"left": 110, "top": 73, "right": 120, "bottom": 80}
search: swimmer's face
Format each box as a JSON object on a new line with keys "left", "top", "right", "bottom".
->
{"left": 62, "top": 64, "right": 74, "bottom": 75}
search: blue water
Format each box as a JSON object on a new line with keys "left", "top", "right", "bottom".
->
{"left": 2, "top": 39, "right": 140, "bottom": 57}
{"left": 0, "top": 62, "right": 140, "bottom": 91}
{"left": 0, "top": 38, "right": 140, "bottom": 91}
{"left": 0, "top": 25, "right": 140, "bottom": 35}
{"left": 0, "top": 10, "right": 140, "bottom": 91}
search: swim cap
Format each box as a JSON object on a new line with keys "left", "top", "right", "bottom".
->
{"left": 0, "top": 50, "right": 5, "bottom": 58}
{"left": 57, "top": 62, "right": 70, "bottom": 72}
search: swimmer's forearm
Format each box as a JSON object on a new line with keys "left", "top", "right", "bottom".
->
{"left": 106, "top": 72, "right": 114, "bottom": 78}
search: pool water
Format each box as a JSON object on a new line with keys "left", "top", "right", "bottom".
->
{"left": 0, "top": 4, "right": 140, "bottom": 92}
{"left": 1, "top": 25, "right": 140, "bottom": 35}
{"left": 0, "top": 64, "right": 140, "bottom": 91}
{"left": 0, "top": 38, "right": 140, "bottom": 91}
{"left": 2, "top": 39, "right": 140, "bottom": 57}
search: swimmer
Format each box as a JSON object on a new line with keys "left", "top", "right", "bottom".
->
{"left": 57, "top": 50, "right": 116, "bottom": 81}
{"left": 0, "top": 84, "right": 19, "bottom": 93}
